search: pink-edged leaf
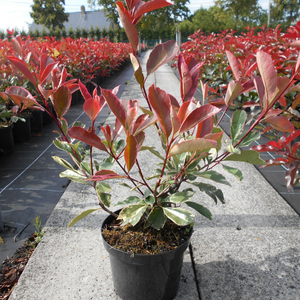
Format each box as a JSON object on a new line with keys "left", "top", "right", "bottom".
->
{"left": 91, "top": 170, "right": 125, "bottom": 181}
{"left": 177, "top": 101, "right": 193, "bottom": 123}
{"left": 226, "top": 50, "right": 241, "bottom": 81}
{"left": 178, "top": 53, "right": 192, "bottom": 102}
{"left": 126, "top": 99, "right": 139, "bottom": 128}
{"left": 117, "top": 1, "right": 139, "bottom": 51}
{"left": 136, "top": 131, "right": 145, "bottom": 150}
{"left": 285, "top": 162, "right": 300, "bottom": 192}
{"left": 244, "top": 62, "right": 257, "bottom": 78}
{"left": 11, "top": 36, "right": 22, "bottom": 57}
{"left": 294, "top": 52, "right": 300, "bottom": 74}
{"left": 101, "top": 88, "right": 127, "bottom": 129}
{"left": 7, "top": 56, "right": 37, "bottom": 86}
{"left": 40, "top": 54, "right": 55, "bottom": 74}
{"left": 124, "top": 134, "right": 138, "bottom": 172}
{"left": 39, "top": 61, "right": 59, "bottom": 86}
{"left": 253, "top": 76, "right": 267, "bottom": 111}
{"left": 6, "top": 86, "right": 43, "bottom": 110}
{"left": 270, "top": 77, "right": 290, "bottom": 106}
{"left": 102, "top": 125, "right": 112, "bottom": 144}
{"left": 84, "top": 99, "right": 101, "bottom": 122}
{"left": 180, "top": 104, "right": 221, "bottom": 134}
{"left": 264, "top": 108, "right": 281, "bottom": 119}
{"left": 196, "top": 117, "right": 214, "bottom": 138}
{"left": 170, "top": 106, "right": 181, "bottom": 136}
{"left": 242, "top": 101, "right": 261, "bottom": 108}
{"left": 147, "top": 40, "right": 179, "bottom": 77}
{"left": 79, "top": 80, "right": 92, "bottom": 101}
{"left": 256, "top": 51, "right": 277, "bottom": 105}
{"left": 134, "top": 115, "right": 157, "bottom": 136}
{"left": 68, "top": 126, "right": 108, "bottom": 152}
{"left": 112, "top": 118, "right": 123, "bottom": 141}
{"left": 242, "top": 79, "right": 255, "bottom": 93}
{"left": 260, "top": 157, "right": 289, "bottom": 168}
{"left": 169, "top": 93, "right": 180, "bottom": 109}
{"left": 200, "top": 81, "right": 209, "bottom": 104}
{"left": 264, "top": 116, "right": 294, "bottom": 133}
{"left": 148, "top": 84, "right": 172, "bottom": 138}
{"left": 132, "top": 114, "right": 148, "bottom": 133}
{"left": 292, "top": 142, "right": 300, "bottom": 155}
{"left": 133, "top": 0, "right": 174, "bottom": 23}
{"left": 169, "top": 138, "right": 218, "bottom": 156}
{"left": 51, "top": 86, "right": 71, "bottom": 118}
{"left": 224, "top": 80, "right": 243, "bottom": 106}
{"left": 130, "top": 53, "right": 144, "bottom": 89}
{"left": 38, "top": 84, "right": 54, "bottom": 102}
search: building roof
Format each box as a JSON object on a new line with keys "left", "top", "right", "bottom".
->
{"left": 29, "top": 6, "right": 115, "bottom": 32}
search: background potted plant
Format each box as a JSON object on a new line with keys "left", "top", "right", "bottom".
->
{"left": 2, "top": 0, "right": 300, "bottom": 299}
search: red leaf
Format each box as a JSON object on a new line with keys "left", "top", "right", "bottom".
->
{"left": 7, "top": 56, "right": 37, "bottom": 86}
{"left": 39, "top": 62, "right": 58, "bottom": 86}
{"left": 68, "top": 126, "right": 107, "bottom": 152}
{"left": 148, "top": 84, "right": 172, "bottom": 138}
{"left": 226, "top": 51, "right": 241, "bottom": 81}
{"left": 180, "top": 104, "right": 221, "bottom": 134}
{"left": 101, "top": 88, "right": 127, "bottom": 129}
{"left": 256, "top": 51, "right": 277, "bottom": 105}
{"left": 124, "top": 134, "right": 138, "bottom": 171}
{"left": 146, "top": 40, "right": 179, "bottom": 77}
{"left": 79, "top": 80, "right": 92, "bottom": 101}
{"left": 117, "top": 1, "right": 139, "bottom": 51}
{"left": 177, "top": 101, "right": 193, "bottom": 123}
{"left": 196, "top": 117, "right": 214, "bottom": 138}
{"left": 264, "top": 116, "right": 294, "bottom": 133}
{"left": 133, "top": 0, "right": 174, "bottom": 23}
{"left": 91, "top": 170, "right": 124, "bottom": 181}
{"left": 51, "top": 86, "right": 71, "bottom": 118}
{"left": 83, "top": 99, "right": 101, "bottom": 122}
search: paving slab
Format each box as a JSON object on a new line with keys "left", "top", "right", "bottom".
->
{"left": 9, "top": 49, "right": 300, "bottom": 300}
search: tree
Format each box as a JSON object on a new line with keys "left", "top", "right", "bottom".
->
{"left": 271, "top": 0, "right": 300, "bottom": 28}
{"left": 215, "top": 0, "right": 261, "bottom": 30}
{"left": 30, "top": 0, "right": 69, "bottom": 30}
{"left": 88, "top": 0, "right": 190, "bottom": 39}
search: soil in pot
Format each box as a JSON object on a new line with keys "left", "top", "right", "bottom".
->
{"left": 0, "top": 123, "right": 14, "bottom": 156}
{"left": 102, "top": 213, "right": 192, "bottom": 300}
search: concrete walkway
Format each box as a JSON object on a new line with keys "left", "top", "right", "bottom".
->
{"left": 10, "top": 50, "right": 300, "bottom": 299}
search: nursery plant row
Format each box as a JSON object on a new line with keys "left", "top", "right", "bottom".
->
{"left": 179, "top": 23, "right": 300, "bottom": 191}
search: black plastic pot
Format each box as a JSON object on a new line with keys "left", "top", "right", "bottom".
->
{"left": 13, "top": 112, "right": 32, "bottom": 142}
{"left": 42, "top": 102, "right": 53, "bottom": 125}
{"left": 0, "top": 123, "right": 14, "bottom": 155}
{"left": 101, "top": 212, "right": 192, "bottom": 300}
{"left": 30, "top": 109, "right": 43, "bottom": 132}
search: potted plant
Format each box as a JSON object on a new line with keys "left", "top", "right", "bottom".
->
{"left": 3, "top": 1, "right": 300, "bottom": 299}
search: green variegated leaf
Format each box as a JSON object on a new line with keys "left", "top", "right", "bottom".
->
{"left": 144, "top": 195, "right": 155, "bottom": 206}
{"left": 238, "top": 131, "right": 261, "bottom": 147}
{"left": 226, "top": 145, "right": 241, "bottom": 154}
{"left": 162, "top": 207, "right": 194, "bottom": 226}
{"left": 115, "top": 196, "right": 140, "bottom": 206}
{"left": 53, "top": 140, "right": 73, "bottom": 155}
{"left": 59, "top": 170, "right": 89, "bottom": 184}
{"left": 185, "top": 201, "right": 212, "bottom": 220}
{"left": 80, "top": 161, "right": 91, "bottom": 174}
{"left": 118, "top": 204, "right": 148, "bottom": 226}
{"left": 231, "top": 110, "right": 247, "bottom": 145}
{"left": 119, "top": 182, "right": 134, "bottom": 189}
{"left": 145, "top": 206, "right": 167, "bottom": 230}
{"left": 68, "top": 208, "right": 100, "bottom": 228}
{"left": 222, "top": 165, "right": 243, "bottom": 182}
{"left": 114, "top": 139, "right": 125, "bottom": 154}
{"left": 193, "top": 182, "right": 225, "bottom": 204}
{"left": 98, "top": 193, "right": 111, "bottom": 207}
{"left": 163, "top": 188, "right": 195, "bottom": 203}
{"left": 52, "top": 156, "right": 76, "bottom": 171}
{"left": 99, "top": 156, "right": 115, "bottom": 169}
{"left": 61, "top": 118, "right": 68, "bottom": 136}
{"left": 96, "top": 182, "right": 112, "bottom": 193}
{"left": 224, "top": 150, "right": 266, "bottom": 165}
{"left": 195, "top": 170, "right": 230, "bottom": 186}
{"left": 169, "top": 138, "right": 218, "bottom": 156}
